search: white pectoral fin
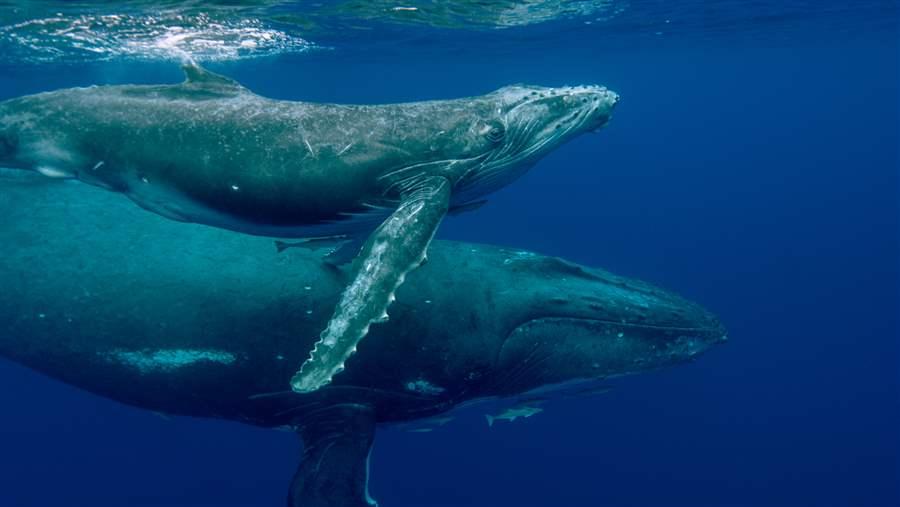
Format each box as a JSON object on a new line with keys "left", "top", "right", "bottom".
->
{"left": 290, "top": 176, "right": 452, "bottom": 393}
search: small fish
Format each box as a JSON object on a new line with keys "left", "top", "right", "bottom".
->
{"left": 274, "top": 236, "right": 348, "bottom": 254}
{"left": 564, "top": 385, "right": 614, "bottom": 398}
{"left": 515, "top": 384, "right": 614, "bottom": 405}
{"left": 152, "top": 411, "right": 172, "bottom": 421}
{"left": 422, "top": 416, "right": 454, "bottom": 426}
{"left": 485, "top": 406, "right": 543, "bottom": 427}
{"left": 420, "top": 416, "right": 453, "bottom": 429}
{"left": 401, "top": 415, "right": 454, "bottom": 433}
{"left": 514, "top": 396, "right": 548, "bottom": 405}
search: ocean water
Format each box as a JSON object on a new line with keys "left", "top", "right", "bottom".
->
{"left": 0, "top": 1, "right": 897, "bottom": 507}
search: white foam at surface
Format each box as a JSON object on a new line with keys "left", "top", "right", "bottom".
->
{"left": 0, "top": 11, "right": 317, "bottom": 63}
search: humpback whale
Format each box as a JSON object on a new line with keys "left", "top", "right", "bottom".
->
{"left": 0, "top": 173, "right": 724, "bottom": 507}
{"left": 0, "top": 64, "right": 619, "bottom": 392}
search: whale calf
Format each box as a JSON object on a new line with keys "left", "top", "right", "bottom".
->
{"left": 0, "top": 172, "right": 724, "bottom": 507}
{"left": 0, "top": 64, "right": 619, "bottom": 392}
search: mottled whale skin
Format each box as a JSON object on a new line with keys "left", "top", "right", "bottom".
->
{"left": 0, "top": 173, "right": 724, "bottom": 507}
{"left": 0, "top": 64, "right": 620, "bottom": 393}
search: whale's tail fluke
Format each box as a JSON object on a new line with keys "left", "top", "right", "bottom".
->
{"left": 290, "top": 404, "right": 378, "bottom": 507}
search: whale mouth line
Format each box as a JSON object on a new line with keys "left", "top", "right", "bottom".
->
{"left": 508, "top": 316, "right": 726, "bottom": 339}
{"left": 486, "top": 317, "right": 725, "bottom": 394}
{"left": 496, "top": 315, "right": 727, "bottom": 367}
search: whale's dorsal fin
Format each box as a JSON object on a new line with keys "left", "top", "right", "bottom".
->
{"left": 180, "top": 63, "right": 245, "bottom": 94}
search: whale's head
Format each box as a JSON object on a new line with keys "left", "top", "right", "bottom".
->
{"left": 478, "top": 253, "right": 725, "bottom": 397}
{"left": 452, "top": 84, "right": 618, "bottom": 201}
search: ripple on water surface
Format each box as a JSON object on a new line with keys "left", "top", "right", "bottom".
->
{"left": 0, "top": 9, "right": 317, "bottom": 63}
{"left": 0, "top": 1, "right": 893, "bottom": 64}
{"left": 0, "top": 0, "right": 622, "bottom": 63}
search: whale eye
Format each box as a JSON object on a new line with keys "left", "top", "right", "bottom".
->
{"left": 485, "top": 122, "right": 505, "bottom": 143}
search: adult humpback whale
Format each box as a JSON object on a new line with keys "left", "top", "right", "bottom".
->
{"left": 0, "top": 173, "right": 724, "bottom": 507}
{"left": 0, "top": 64, "right": 619, "bottom": 392}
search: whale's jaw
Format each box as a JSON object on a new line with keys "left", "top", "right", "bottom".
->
{"left": 481, "top": 257, "right": 726, "bottom": 396}
{"left": 492, "top": 316, "right": 726, "bottom": 396}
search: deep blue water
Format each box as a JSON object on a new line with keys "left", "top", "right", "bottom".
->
{"left": 0, "top": 2, "right": 898, "bottom": 506}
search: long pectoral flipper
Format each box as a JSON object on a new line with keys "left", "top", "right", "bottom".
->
{"left": 290, "top": 176, "right": 451, "bottom": 393}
